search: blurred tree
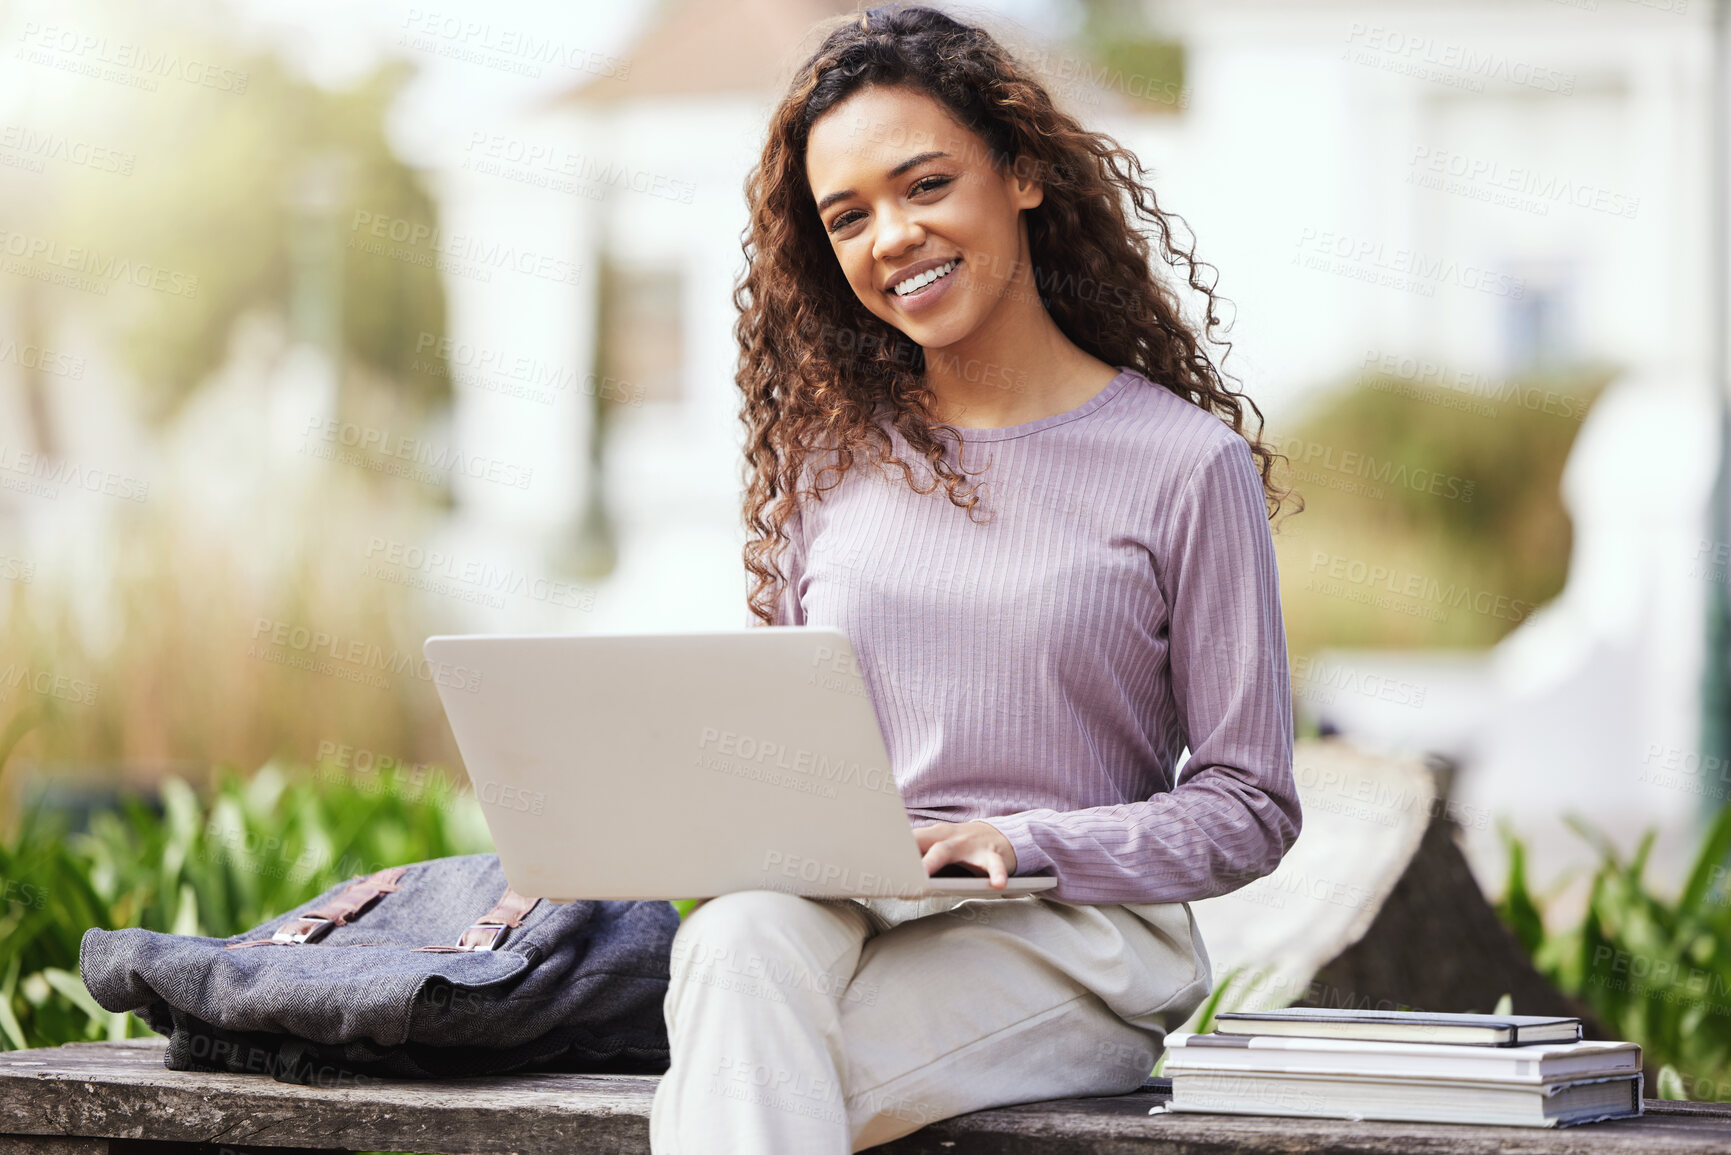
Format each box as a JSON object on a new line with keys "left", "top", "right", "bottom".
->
{"left": 0, "top": 3, "right": 459, "bottom": 775}
{"left": 1073, "top": 0, "right": 1186, "bottom": 114}
{"left": 1274, "top": 365, "right": 1609, "bottom": 655}
{"left": 50, "top": 44, "right": 447, "bottom": 422}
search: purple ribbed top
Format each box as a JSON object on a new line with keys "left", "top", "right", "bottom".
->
{"left": 764, "top": 368, "right": 1301, "bottom": 904}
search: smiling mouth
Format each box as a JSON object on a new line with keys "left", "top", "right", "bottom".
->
{"left": 891, "top": 259, "right": 960, "bottom": 298}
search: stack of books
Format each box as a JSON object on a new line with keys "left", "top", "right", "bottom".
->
{"left": 1160, "top": 1007, "right": 1643, "bottom": 1128}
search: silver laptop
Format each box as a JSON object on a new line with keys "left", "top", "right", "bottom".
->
{"left": 423, "top": 628, "right": 1056, "bottom": 902}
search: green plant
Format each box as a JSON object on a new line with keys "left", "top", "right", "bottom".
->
{"left": 1495, "top": 819, "right": 1546, "bottom": 958}
{"left": 1500, "top": 806, "right": 1731, "bottom": 1100}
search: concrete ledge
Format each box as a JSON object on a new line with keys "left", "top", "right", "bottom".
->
{"left": 3, "top": 1039, "right": 1730, "bottom": 1154}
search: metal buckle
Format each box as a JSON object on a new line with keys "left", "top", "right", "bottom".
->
{"left": 272, "top": 915, "right": 335, "bottom": 945}
{"left": 455, "top": 922, "right": 510, "bottom": 951}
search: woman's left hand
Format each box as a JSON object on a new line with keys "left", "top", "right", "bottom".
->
{"left": 912, "top": 820, "right": 1019, "bottom": 890}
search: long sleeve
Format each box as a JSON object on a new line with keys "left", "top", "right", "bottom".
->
{"left": 984, "top": 434, "right": 1302, "bottom": 904}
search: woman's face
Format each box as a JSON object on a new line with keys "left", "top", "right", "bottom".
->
{"left": 804, "top": 84, "right": 1042, "bottom": 352}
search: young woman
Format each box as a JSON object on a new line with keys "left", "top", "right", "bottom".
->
{"left": 649, "top": 7, "right": 1302, "bottom": 1151}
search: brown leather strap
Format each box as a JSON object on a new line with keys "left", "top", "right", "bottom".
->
{"left": 308, "top": 867, "right": 409, "bottom": 923}
{"left": 413, "top": 886, "right": 540, "bottom": 953}
{"left": 224, "top": 867, "right": 408, "bottom": 949}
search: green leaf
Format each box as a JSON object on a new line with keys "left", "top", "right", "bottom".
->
{"left": 170, "top": 883, "right": 200, "bottom": 937}
{"left": 1564, "top": 814, "right": 1620, "bottom": 869}
{"left": 1193, "top": 967, "right": 1241, "bottom": 1034}
{"left": 1495, "top": 823, "right": 1546, "bottom": 957}
{"left": 0, "top": 958, "right": 27, "bottom": 1050}
{"left": 39, "top": 968, "right": 109, "bottom": 1028}
{"left": 1679, "top": 805, "right": 1731, "bottom": 916}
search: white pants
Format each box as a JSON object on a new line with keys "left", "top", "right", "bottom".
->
{"left": 648, "top": 890, "right": 1212, "bottom": 1153}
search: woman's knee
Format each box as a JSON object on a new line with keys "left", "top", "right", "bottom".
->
{"left": 677, "top": 889, "right": 825, "bottom": 947}
{"left": 1091, "top": 1024, "right": 1162, "bottom": 1094}
{"left": 669, "top": 890, "right": 866, "bottom": 990}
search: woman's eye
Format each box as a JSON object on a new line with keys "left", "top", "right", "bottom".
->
{"left": 911, "top": 175, "right": 953, "bottom": 196}
{"left": 827, "top": 210, "right": 863, "bottom": 234}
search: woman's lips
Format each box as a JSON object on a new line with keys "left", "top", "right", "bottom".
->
{"left": 891, "top": 258, "right": 962, "bottom": 314}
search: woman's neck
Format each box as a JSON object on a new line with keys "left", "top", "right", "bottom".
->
{"left": 919, "top": 264, "right": 1119, "bottom": 430}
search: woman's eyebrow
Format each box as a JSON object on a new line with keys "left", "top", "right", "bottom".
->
{"left": 814, "top": 150, "right": 952, "bottom": 214}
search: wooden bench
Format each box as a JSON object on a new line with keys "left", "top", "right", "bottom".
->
{"left": 5, "top": 1039, "right": 1731, "bottom": 1153}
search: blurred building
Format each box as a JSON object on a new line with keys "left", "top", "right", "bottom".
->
{"left": 423, "top": 0, "right": 865, "bottom": 634}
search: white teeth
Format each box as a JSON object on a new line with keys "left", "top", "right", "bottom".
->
{"left": 893, "top": 260, "right": 957, "bottom": 297}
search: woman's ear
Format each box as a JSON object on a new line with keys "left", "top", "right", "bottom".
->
{"left": 1007, "top": 158, "right": 1043, "bottom": 210}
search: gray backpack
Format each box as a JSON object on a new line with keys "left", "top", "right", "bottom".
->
{"left": 79, "top": 853, "right": 678, "bottom": 1084}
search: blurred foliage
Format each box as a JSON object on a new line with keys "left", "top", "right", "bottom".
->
{"left": 0, "top": 470, "right": 460, "bottom": 769}
{"left": 1074, "top": 0, "right": 1185, "bottom": 113}
{"left": 1499, "top": 808, "right": 1731, "bottom": 1100}
{"left": 0, "top": 759, "right": 489, "bottom": 1050}
{"left": 0, "top": 5, "right": 578, "bottom": 775}
{"left": 36, "top": 8, "right": 447, "bottom": 422}
{"left": 1274, "top": 365, "right": 1609, "bottom": 654}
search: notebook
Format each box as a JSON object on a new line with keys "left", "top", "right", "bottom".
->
{"left": 1211, "top": 1008, "right": 1581, "bottom": 1047}
{"left": 1163, "top": 1068, "right": 1642, "bottom": 1128}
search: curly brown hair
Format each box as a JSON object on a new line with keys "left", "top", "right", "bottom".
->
{"left": 738, "top": 4, "right": 1294, "bottom": 625}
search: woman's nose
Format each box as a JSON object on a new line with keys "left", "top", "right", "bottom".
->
{"left": 873, "top": 207, "right": 926, "bottom": 261}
